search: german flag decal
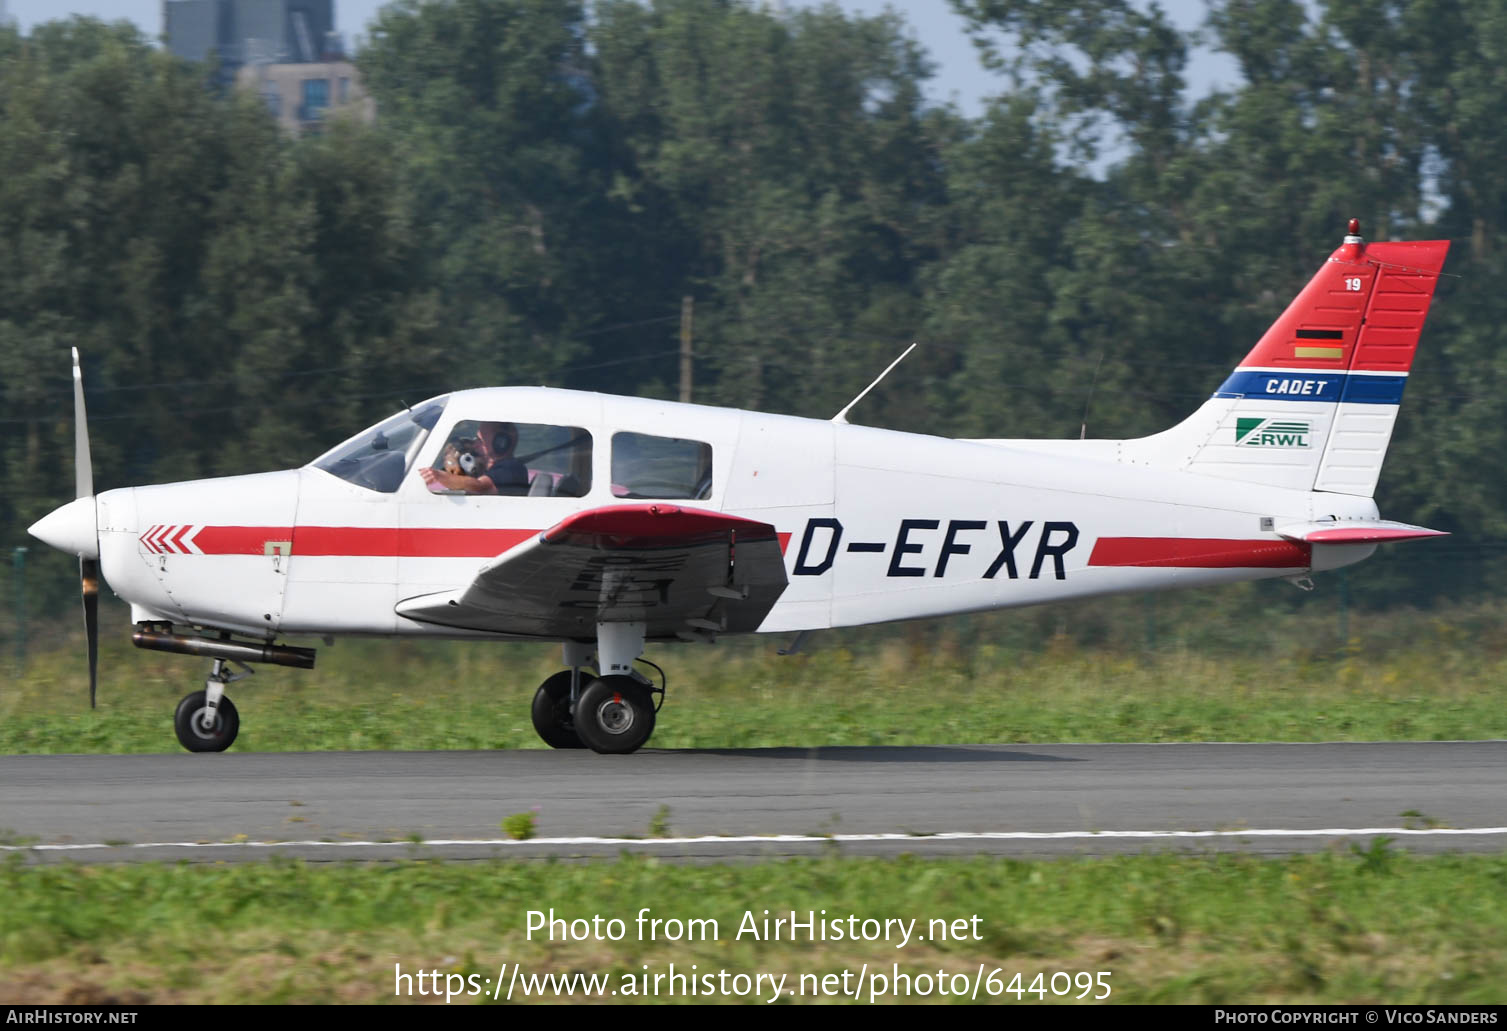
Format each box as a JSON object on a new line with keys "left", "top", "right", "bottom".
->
{"left": 1293, "top": 328, "right": 1344, "bottom": 360}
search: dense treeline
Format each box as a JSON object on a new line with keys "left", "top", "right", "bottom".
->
{"left": 2, "top": 0, "right": 1504, "bottom": 618}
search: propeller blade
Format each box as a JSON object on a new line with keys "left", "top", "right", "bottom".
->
{"left": 72, "top": 347, "right": 93, "bottom": 500}
{"left": 73, "top": 349, "right": 99, "bottom": 708}
{"left": 82, "top": 557, "right": 99, "bottom": 708}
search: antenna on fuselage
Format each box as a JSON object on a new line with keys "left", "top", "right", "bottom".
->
{"left": 1079, "top": 351, "right": 1105, "bottom": 439}
{"left": 832, "top": 343, "right": 918, "bottom": 425}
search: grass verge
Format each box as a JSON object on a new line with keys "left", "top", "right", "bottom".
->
{"left": 4, "top": 579, "right": 1506, "bottom": 754}
{"left": 2, "top": 849, "right": 1505, "bottom": 1004}
{"left": 1, "top": 626, "right": 1505, "bottom": 753}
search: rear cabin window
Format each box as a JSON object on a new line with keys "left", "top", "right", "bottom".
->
{"left": 425, "top": 420, "right": 592, "bottom": 497}
{"left": 611, "top": 432, "right": 712, "bottom": 500}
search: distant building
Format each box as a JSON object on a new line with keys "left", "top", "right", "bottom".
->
{"left": 236, "top": 59, "right": 375, "bottom": 134}
{"left": 164, "top": 0, "right": 339, "bottom": 88}
{"left": 165, "top": 0, "right": 371, "bottom": 134}
{"left": 0, "top": 0, "right": 15, "bottom": 30}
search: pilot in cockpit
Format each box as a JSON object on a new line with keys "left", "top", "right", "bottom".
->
{"left": 419, "top": 421, "right": 530, "bottom": 495}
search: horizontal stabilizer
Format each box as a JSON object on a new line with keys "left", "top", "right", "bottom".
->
{"left": 1275, "top": 519, "right": 1447, "bottom": 545}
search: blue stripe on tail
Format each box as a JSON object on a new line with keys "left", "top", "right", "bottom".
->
{"left": 1213, "top": 370, "right": 1406, "bottom": 405}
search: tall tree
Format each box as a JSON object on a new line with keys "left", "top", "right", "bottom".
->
{"left": 359, "top": 0, "right": 608, "bottom": 386}
{"left": 0, "top": 18, "right": 441, "bottom": 524}
{"left": 591, "top": 0, "right": 948, "bottom": 420}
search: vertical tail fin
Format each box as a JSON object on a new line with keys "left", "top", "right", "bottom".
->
{"left": 1134, "top": 222, "right": 1449, "bottom": 495}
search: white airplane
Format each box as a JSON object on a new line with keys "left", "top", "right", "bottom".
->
{"left": 29, "top": 221, "right": 1451, "bottom": 754}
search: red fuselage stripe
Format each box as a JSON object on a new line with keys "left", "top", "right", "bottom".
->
{"left": 191, "top": 526, "right": 535, "bottom": 558}
{"left": 178, "top": 529, "right": 1302, "bottom": 566}
{"left": 172, "top": 526, "right": 794, "bottom": 559}
{"left": 1088, "top": 537, "right": 1311, "bottom": 568}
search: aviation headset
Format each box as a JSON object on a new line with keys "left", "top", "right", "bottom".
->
{"left": 484, "top": 423, "right": 518, "bottom": 457}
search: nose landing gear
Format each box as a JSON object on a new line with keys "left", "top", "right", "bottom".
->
{"left": 173, "top": 657, "right": 249, "bottom": 752}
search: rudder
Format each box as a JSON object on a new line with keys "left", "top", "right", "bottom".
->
{"left": 1312, "top": 238, "right": 1450, "bottom": 494}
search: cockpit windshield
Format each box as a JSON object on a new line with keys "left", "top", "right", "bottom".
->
{"left": 311, "top": 396, "right": 449, "bottom": 493}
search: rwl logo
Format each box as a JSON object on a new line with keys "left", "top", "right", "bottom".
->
{"left": 1236, "top": 418, "right": 1311, "bottom": 448}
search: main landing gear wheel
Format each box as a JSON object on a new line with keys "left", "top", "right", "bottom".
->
{"left": 574, "top": 675, "right": 656, "bottom": 755}
{"left": 173, "top": 690, "right": 240, "bottom": 752}
{"left": 531, "top": 670, "right": 588, "bottom": 749}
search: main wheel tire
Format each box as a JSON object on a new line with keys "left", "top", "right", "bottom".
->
{"left": 173, "top": 690, "right": 240, "bottom": 753}
{"left": 574, "top": 675, "right": 656, "bottom": 755}
{"left": 531, "top": 670, "right": 587, "bottom": 749}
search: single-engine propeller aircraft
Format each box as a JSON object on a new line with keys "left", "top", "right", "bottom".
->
{"left": 29, "top": 221, "right": 1451, "bottom": 753}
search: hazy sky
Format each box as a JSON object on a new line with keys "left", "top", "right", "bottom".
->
{"left": 6, "top": 1, "right": 1240, "bottom": 118}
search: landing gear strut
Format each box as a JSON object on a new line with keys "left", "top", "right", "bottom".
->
{"left": 530, "top": 625, "right": 663, "bottom": 755}
{"left": 173, "top": 658, "right": 248, "bottom": 752}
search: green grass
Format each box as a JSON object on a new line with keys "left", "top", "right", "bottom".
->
{"left": 2, "top": 849, "right": 1505, "bottom": 1004}
{"left": 2, "top": 600, "right": 1506, "bottom": 753}
{"left": 4, "top": 585, "right": 1506, "bottom": 754}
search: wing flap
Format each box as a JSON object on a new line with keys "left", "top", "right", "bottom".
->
{"left": 1276, "top": 519, "right": 1447, "bottom": 544}
{"left": 395, "top": 504, "right": 788, "bottom": 638}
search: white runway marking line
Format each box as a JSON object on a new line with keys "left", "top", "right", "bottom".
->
{"left": 6, "top": 826, "right": 1507, "bottom": 852}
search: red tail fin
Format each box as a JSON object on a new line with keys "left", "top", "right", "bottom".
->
{"left": 1233, "top": 235, "right": 1450, "bottom": 377}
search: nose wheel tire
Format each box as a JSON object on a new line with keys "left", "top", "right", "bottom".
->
{"left": 531, "top": 670, "right": 588, "bottom": 749}
{"left": 173, "top": 690, "right": 240, "bottom": 753}
{"left": 574, "top": 675, "right": 656, "bottom": 754}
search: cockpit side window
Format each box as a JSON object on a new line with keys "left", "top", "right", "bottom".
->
{"left": 312, "top": 397, "right": 448, "bottom": 493}
{"left": 421, "top": 421, "right": 592, "bottom": 497}
{"left": 611, "top": 432, "right": 712, "bottom": 500}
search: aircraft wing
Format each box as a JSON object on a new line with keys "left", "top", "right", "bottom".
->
{"left": 1276, "top": 519, "right": 1447, "bottom": 544}
{"left": 394, "top": 504, "right": 789, "bottom": 639}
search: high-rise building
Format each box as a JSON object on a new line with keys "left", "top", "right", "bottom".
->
{"left": 164, "top": 1, "right": 339, "bottom": 87}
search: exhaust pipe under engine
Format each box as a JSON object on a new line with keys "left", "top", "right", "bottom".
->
{"left": 132, "top": 630, "right": 317, "bottom": 670}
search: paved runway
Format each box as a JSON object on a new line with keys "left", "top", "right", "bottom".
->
{"left": 1, "top": 741, "right": 1504, "bottom": 862}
